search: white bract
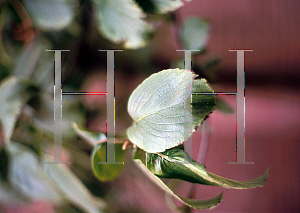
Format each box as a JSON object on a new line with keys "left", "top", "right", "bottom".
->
{"left": 127, "top": 69, "right": 195, "bottom": 153}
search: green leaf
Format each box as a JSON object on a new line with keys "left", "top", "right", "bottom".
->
{"left": 13, "top": 39, "right": 43, "bottom": 78}
{"left": 192, "top": 78, "right": 216, "bottom": 125}
{"left": 44, "top": 156, "right": 106, "bottom": 213}
{"left": 179, "top": 193, "right": 223, "bottom": 210}
{"left": 94, "top": 0, "right": 152, "bottom": 49}
{"left": 91, "top": 143, "right": 125, "bottom": 182}
{"left": 126, "top": 69, "right": 193, "bottom": 153}
{"left": 126, "top": 68, "right": 215, "bottom": 153}
{"left": 146, "top": 147, "right": 269, "bottom": 189}
{"left": 181, "top": 17, "right": 210, "bottom": 50}
{"left": 13, "top": 38, "right": 54, "bottom": 91}
{"left": 216, "top": 97, "right": 235, "bottom": 114}
{"left": 34, "top": 96, "right": 85, "bottom": 138}
{"left": 0, "top": 77, "right": 25, "bottom": 144}
{"left": 6, "top": 142, "right": 63, "bottom": 203}
{"left": 134, "top": 159, "right": 223, "bottom": 210}
{"left": 0, "top": 180, "right": 27, "bottom": 205}
{"left": 23, "top": 0, "right": 75, "bottom": 31}
{"left": 148, "top": 0, "right": 192, "bottom": 14}
{"left": 5, "top": 142, "right": 105, "bottom": 212}
{"left": 72, "top": 122, "right": 106, "bottom": 147}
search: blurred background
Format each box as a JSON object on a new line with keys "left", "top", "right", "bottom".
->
{"left": 178, "top": 1, "right": 300, "bottom": 213}
{"left": 0, "top": 0, "right": 300, "bottom": 212}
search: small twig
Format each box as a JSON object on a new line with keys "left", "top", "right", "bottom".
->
{"left": 165, "top": 179, "right": 181, "bottom": 212}
{"left": 197, "top": 120, "right": 210, "bottom": 163}
{"left": 184, "top": 120, "right": 211, "bottom": 213}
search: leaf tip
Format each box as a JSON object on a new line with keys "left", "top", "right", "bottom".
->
{"left": 207, "top": 191, "right": 224, "bottom": 210}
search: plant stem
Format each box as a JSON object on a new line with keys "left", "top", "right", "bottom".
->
{"left": 197, "top": 120, "right": 210, "bottom": 163}
{"left": 184, "top": 120, "right": 211, "bottom": 213}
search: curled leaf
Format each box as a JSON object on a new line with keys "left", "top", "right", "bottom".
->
{"left": 146, "top": 147, "right": 269, "bottom": 189}
{"left": 72, "top": 122, "right": 106, "bottom": 147}
{"left": 134, "top": 159, "right": 223, "bottom": 210}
